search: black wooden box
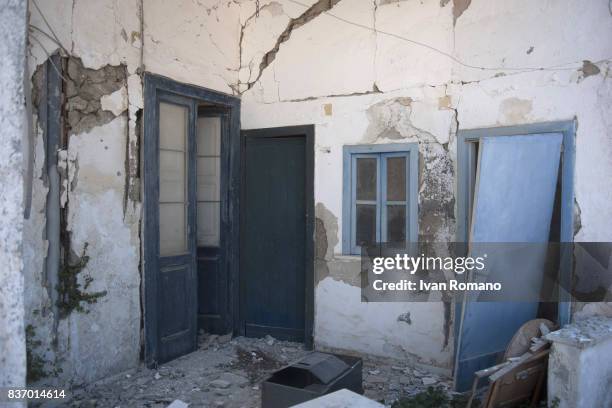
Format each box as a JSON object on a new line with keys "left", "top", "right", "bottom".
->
{"left": 261, "top": 352, "right": 363, "bottom": 408}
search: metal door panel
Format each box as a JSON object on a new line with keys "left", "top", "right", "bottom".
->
{"left": 454, "top": 133, "right": 562, "bottom": 391}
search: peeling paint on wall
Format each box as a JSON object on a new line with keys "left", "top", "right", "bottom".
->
{"left": 451, "top": 0, "right": 472, "bottom": 25}
{"left": 579, "top": 60, "right": 601, "bottom": 80}
{"left": 20, "top": 0, "right": 612, "bottom": 383}
{"left": 498, "top": 97, "right": 533, "bottom": 124}
{"left": 65, "top": 58, "right": 127, "bottom": 135}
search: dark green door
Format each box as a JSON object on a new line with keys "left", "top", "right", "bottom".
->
{"left": 240, "top": 127, "right": 314, "bottom": 343}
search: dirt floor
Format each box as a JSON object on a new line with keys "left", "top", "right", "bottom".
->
{"left": 60, "top": 334, "right": 454, "bottom": 408}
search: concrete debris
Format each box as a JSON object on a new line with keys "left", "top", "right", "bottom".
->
{"left": 422, "top": 376, "right": 438, "bottom": 386}
{"left": 66, "top": 334, "right": 452, "bottom": 407}
{"left": 167, "top": 400, "right": 189, "bottom": 408}
{"left": 210, "top": 379, "right": 231, "bottom": 389}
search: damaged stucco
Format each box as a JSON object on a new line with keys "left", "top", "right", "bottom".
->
{"left": 0, "top": 0, "right": 28, "bottom": 390}
{"left": 20, "top": 0, "right": 612, "bottom": 384}
{"left": 240, "top": 0, "right": 612, "bottom": 369}
{"left": 25, "top": 0, "right": 143, "bottom": 386}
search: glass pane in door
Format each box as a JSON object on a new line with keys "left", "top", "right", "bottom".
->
{"left": 159, "top": 102, "right": 188, "bottom": 256}
{"left": 196, "top": 116, "right": 221, "bottom": 247}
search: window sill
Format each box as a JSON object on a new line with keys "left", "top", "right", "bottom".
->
{"left": 334, "top": 254, "right": 362, "bottom": 261}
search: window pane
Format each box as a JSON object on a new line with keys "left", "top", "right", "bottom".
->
{"left": 159, "top": 103, "right": 187, "bottom": 151}
{"left": 386, "top": 156, "right": 406, "bottom": 201}
{"left": 197, "top": 157, "right": 220, "bottom": 201}
{"left": 356, "top": 204, "right": 376, "bottom": 246}
{"left": 196, "top": 116, "right": 221, "bottom": 248}
{"left": 159, "top": 150, "right": 185, "bottom": 202}
{"left": 197, "top": 202, "right": 220, "bottom": 247}
{"left": 197, "top": 117, "right": 221, "bottom": 156}
{"left": 356, "top": 158, "right": 377, "bottom": 200}
{"left": 160, "top": 203, "right": 186, "bottom": 255}
{"left": 159, "top": 102, "right": 188, "bottom": 256}
{"left": 387, "top": 205, "right": 406, "bottom": 244}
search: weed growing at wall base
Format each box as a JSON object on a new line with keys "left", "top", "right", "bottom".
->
{"left": 56, "top": 242, "right": 107, "bottom": 317}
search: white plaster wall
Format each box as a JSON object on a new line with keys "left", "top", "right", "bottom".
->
{"left": 143, "top": 0, "right": 241, "bottom": 93}
{"left": 316, "top": 277, "right": 450, "bottom": 368}
{"left": 240, "top": 0, "right": 612, "bottom": 368}
{"left": 26, "top": 0, "right": 144, "bottom": 385}
{"left": 59, "top": 116, "right": 141, "bottom": 383}
{"left": 24, "top": 0, "right": 242, "bottom": 386}
{"left": 22, "top": 120, "right": 56, "bottom": 376}
{"left": 452, "top": 0, "right": 612, "bottom": 243}
{"left": 548, "top": 340, "right": 612, "bottom": 408}
{"left": 21, "top": 0, "right": 612, "bottom": 383}
{"left": 0, "top": 0, "right": 28, "bottom": 392}
{"left": 451, "top": 0, "right": 612, "bottom": 321}
{"left": 547, "top": 318, "right": 612, "bottom": 407}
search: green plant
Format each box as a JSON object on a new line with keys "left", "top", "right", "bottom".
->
{"left": 392, "top": 387, "right": 479, "bottom": 408}
{"left": 56, "top": 243, "right": 107, "bottom": 317}
{"left": 25, "top": 325, "right": 47, "bottom": 382}
{"left": 392, "top": 387, "right": 449, "bottom": 408}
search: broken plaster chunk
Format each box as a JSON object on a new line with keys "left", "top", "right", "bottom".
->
{"left": 210, "top": 379, "right": 231, "bottom": 389}
{"left": 127, "top": 74, "right": 143, "bottom": 110}
{"left": 422, "top": 377, "right": 437, "bottom": 386}
{"left": 101, "top": 86, "right": 128, "bottom": 116}
{"left": 218, "top": 372, "right": 249, "bottom": 387}
{"left": 367, "top": 375, "right": 386, "bottom": 384}
{"left": 167, "top": 400, "right": 188, "bottom": 408}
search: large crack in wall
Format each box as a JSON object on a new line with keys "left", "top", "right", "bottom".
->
{"left": 238, "top": 0, "right": 342, "bottom": 93}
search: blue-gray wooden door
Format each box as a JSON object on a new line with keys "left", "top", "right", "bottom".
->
{"left": 240, "top": 127, "right": 314, "bottom": 343}
{"left": 146, "top": 92, "right": 198, "bottom": 365}
{"left": 454, "top": 133, "right": 563, "bottom": 391}
{"left": 196, "top": 111, "right": 229, "bottom": 334}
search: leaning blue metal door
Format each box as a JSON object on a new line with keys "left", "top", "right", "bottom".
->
{"left": 454, "top": 134, "right": 563, "bottom": 391}
{"left": 144, "top": 92, "right": 198, "bottom": 366}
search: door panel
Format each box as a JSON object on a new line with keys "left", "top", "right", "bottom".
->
{"left": 160, "top": 265, "right": 190, "bottom": 338}
{"left": 241, "top": 128, "right": 314, "bottom": 343}
{"left": 147, "top": 93, "right": 198, "bottom": 365}
{"left": 454, "top": 133, "right": 563, "bottom": 391}
{"left": 144, "top": 74, "right": 241, "bottom": 368}
{"left": 197, "top": 113, "right": 228, "bottom": 334}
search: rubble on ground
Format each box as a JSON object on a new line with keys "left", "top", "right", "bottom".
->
{"left": 57, "top": 334, "right": 453, "bottom": 408}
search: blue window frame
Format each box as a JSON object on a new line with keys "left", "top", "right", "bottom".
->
{"left": 342, "top": 143, "right": 419, "bottom": 255}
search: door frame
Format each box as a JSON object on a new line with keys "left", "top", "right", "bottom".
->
{"left": 143, "top": 73, "right": 241, "bottom": 367}
{"left": 238, "top": 125, "right": 315, "bottom": 349}
{"left": 454, "top": 120, "right": 576, "bottom": 386}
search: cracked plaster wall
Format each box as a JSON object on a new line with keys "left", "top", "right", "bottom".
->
{"left": 21, "top": 0, "right": 612, "bottom": 382}
{"left": 26, "top": 0, "right": 145, "bottom": 386}
{"left": 25, "top": 0, "right": 246, "bottom": 385}
{"left": 25, "top": 0, "right": 250, "bottom": 385}
{"left": 0, "top": 0, "right": 28, "bottom": 390}
{"left": 240, "top": 0, "right": 612, "bottom": 368}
